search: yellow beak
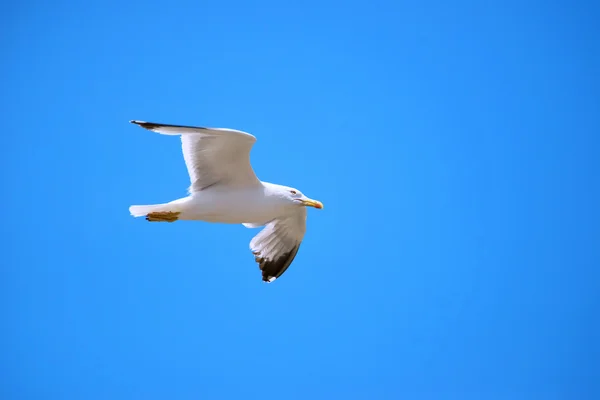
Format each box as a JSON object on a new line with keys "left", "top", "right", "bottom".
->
{"left": 300, "top": 198, "right": 324, "bottom": 209}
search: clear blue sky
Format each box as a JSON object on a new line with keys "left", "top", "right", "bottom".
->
{"left": 2, "top": 0, "right": 599, "bottom": 399}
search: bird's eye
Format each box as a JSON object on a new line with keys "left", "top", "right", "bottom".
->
{"left": 290, "top": 190, "right": 297, "bottom": 195}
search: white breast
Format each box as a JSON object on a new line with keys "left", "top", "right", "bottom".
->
{"left": 178, "top": 185, "right": 291, "bottom": 224}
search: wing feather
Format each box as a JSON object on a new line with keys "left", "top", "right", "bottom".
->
{"left": 131, "top": 120, "right": 259, "bottom": 192}
{"left": 250, "top": 208, "right": 307, "bottom": 282}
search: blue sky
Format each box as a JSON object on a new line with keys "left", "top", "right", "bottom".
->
{"left": 2, "top": 0, "right": 599, "bottom": 398}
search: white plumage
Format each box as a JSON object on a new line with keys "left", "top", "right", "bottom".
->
{"left": 129, "top": 120, "right": 323, "bottom": 283}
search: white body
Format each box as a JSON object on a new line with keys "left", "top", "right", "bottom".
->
{"left": 130, "top": 182, "right": 295, "bottom": 224}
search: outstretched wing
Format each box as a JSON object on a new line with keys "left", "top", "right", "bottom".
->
{"left": 131, "top": 120, "right": 260, "bottom": 193}
{"left": 249, "top": 207, "right": 307, "bottom": 282}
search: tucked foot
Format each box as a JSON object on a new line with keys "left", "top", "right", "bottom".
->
{"left": 146, "top": 211, "right": 181, "bottom": 222}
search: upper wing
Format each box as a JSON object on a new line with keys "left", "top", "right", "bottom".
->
{"left": 131, "top": 120, "right": 260, "bottom": 192}
{"left": 249, "top": 207, "right": 307, "bottom": 283}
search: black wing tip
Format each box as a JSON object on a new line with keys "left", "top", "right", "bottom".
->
{"left": 256, "top": 246, "right": 301, "bottom": 283}
{"left": 130, "top": 120, "right": 161, "bottom": 130}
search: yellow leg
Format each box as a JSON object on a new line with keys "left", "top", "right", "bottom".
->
{"left": 146, "top": 211, "right": 181, "bottom": 223}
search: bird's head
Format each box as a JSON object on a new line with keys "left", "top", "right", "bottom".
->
{"left": 285, "top": 187, "right": 323, "bottom": 209}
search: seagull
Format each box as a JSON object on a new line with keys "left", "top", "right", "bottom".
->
{"left": 129, "top": 120, "right": 323, "bottom": 283}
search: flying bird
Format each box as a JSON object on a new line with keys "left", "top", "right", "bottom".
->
{"left": 129, "top": 120, "right": 323, "bottom": 283}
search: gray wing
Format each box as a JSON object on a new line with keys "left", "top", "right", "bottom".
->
{"left": 249, "top": 207, "right": 307, "bottom": 283}
{"left": 131, "top": 120, "right": 260, "bottom": 192}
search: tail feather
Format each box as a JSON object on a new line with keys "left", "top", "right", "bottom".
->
{"left": 129, "top": 204, "right": 168, "bottom": 217}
